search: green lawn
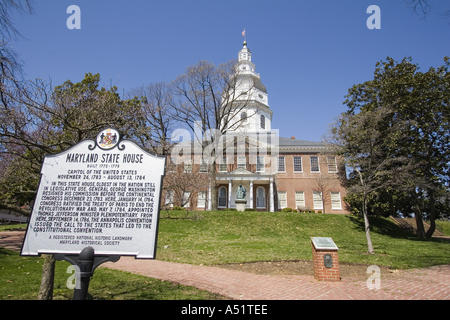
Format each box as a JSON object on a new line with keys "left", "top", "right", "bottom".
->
{"left": 2, "top": 211, "right": 449, "bottom": 299}
{"left": 0, "top": 248, "right": 224, "bottom": 300}
{"left": 156, "top": 210, "right": 450, "bottom": 269}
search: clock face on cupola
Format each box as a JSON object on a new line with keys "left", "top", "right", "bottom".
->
{"left": 225, "top": 41, "right": 273, "bottom": 133}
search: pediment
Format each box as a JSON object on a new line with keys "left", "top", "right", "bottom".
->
{"left": 228, "top": 168, "right": 253, "bottom": 175}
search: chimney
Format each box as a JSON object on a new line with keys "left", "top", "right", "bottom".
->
{"left": 290, "top": 136, "right": 296, "bottom": 139}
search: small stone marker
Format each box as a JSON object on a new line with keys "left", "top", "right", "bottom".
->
{"left": 311, "top": 237, "right": 340, "bottom": 282}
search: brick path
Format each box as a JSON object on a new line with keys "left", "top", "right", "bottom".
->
{"left": 2, "top": 231, "right": 450, "bottom": 300}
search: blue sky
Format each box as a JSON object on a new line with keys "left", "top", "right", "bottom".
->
{"left": 9, "top": 0, "right": 450, "bottom": 142}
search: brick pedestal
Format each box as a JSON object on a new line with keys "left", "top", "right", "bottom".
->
{"left": 311, "top": 238, "right": 340, "bottom": 282}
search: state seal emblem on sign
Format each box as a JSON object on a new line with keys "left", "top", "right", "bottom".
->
{"left": 97, "top": 128, "right": 120, "bottom": 150}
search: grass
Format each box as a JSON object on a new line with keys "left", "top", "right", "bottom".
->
{"left": 0, "top": 223, "right": 27, "bottom": 232}
{"left": 2, "top": 211, "right": 450, "bottom": 299}
{"left": 0, "top": 248, "right": 224, "bottom": 300}
{"left": 156, "top": 210, "right": 450, "bottom": 269}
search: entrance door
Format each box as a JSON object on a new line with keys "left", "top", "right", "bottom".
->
{"left": 256, "top": 186, "right": 266, "bottom": 208}
{"left": 218, "top": 186, "right": 227, "bottom": 208}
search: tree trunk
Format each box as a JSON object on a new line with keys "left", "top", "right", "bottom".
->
{"left": 37, "top": 254, "right": 55, "bottom": 300}
{"left": 425, "top": 189, "right": 436, "bottom": 239}
{"left": 413, "top": 202, "right": 426, "bottom": 239}
{"left": 363, "top": 192, "right": 375, "bottom": 254}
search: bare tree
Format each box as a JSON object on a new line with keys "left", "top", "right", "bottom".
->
{"left": 127, "top": 81, "right": 174, "bottom": 155}
{"left": 169, "top": 60, "right": 258, "bottom": 210}
{"left": 162, "top": 157, "right": 208, "bottom": 216}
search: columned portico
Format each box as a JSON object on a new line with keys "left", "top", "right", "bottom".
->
{"left": 214, "top": 168, "right": 275, "bottom": 212}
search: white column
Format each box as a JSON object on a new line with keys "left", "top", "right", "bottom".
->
{"left": 228, "top": 179, "right": 232, "bottom": 209}
{"left": 249, "top": 180, "right": 254, "bottom": 209}
{"left": 207, "top": 183, "right": 212, "bottom": 211}
{"left": 269, "top": 178, "right": 274, "bottom": 212}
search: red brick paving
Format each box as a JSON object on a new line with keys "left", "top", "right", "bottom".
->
{"left": 2, "top": 231, "right": 450, "bottom": 300}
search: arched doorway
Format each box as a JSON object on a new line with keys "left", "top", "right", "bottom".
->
{"left": 256, "top": 186, "right": 266, "bottom": 208}
{"left": 218, "top": 186, "right": 227, "bottom": 208}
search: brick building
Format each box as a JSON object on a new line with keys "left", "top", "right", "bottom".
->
{"left": 163, "top": 41, "right": 350, "bottom": 214}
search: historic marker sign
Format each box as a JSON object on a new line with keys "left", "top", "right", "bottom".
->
{"left": 21, "top": 129, "right": 166, "bottom": 259}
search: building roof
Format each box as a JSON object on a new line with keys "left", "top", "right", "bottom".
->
{"left": 278, "top": 136, "right": 325, "bottom": 147}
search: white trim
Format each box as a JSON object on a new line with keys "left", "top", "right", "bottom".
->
{"left": 277, "top": 156, "right": 285, "bottom": 172}
{"left": 310, "top": 156, "right": 320, "bottom": 173}
{"left": 313, "top": 191, "right": 323, "bottom": 209}
{"left": 197, "top": 191, "right": 206, "bottom": 208}
{"left": 256, "top": 156, "right": 265, "bottom": 172}
{"left": 218, "top": 186, "right": 227, "bottom": 208}
{"left": 278, "top": 191, "right": 287, "bottom": 209}
{"left": 331, "top": 191, "right": 342, "bottom": 210}
{"left": 256, "top": 186, "right": 266, "bottom": 208}
{"left": 293, "top": 156, "right": 303, "bottom": 173}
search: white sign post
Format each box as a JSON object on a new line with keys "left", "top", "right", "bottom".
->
{"left": 21, "top": 128, "right": 166, "bottom": 259}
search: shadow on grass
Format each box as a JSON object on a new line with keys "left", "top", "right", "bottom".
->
{"left": 348, "top": 215, "right": 417, "bottom": 239}
{"left": 348, "top": 215, "right": 450, "bottom": 244}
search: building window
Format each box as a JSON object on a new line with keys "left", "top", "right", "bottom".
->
{"left": 311, "top": 156, "right": 320, "bottom": 172}
{"left": 293, "top": 156, "right": 303, "bottom": 172}
{"left": 295, "top": 191, "right": 305, "bottom": 209}
{"left": 257, "top": 156, "right": 265, "bottom": 172}
{"left": 183, "top": 159, "right": 192, "bottom": 173}
{"left": 165, "top": 190, "right": 174, "bottom": 208}
{"left": 219, "top": 156, "right": 227, "bottom": 172}
{"left": 313, "top": 191, "right": 323, "bottom": 209}
{"left": 182, "top": 191, "right": 191, "bottom": 208}
{"left": 238, "top": 156, "right": 246, "bottom": 170}
{"left": 197, "top": 191, "right": 206, "bottom": 208}
{"left": 241, "top": 112, "right": 247, "bottom": 122}
{"left": 327, "top": 156, "right": 337, "bottom": 173}
{"left": 257, "top": 187, "right": 266, "bottom": 208}
{"left": 278, "top": 191, "right": 287, "bottom": 209}
{"left": 218, "top": 187, "right": 227, "bottom": 207}
{"left": 277, "top": 156, "right": 285, "bottom": 172}
{"left": 260, "top": 115, "right": 265, "bottom": 129}
{"left": 331, "top": 192, "right": 341, "bottom": 209}
{"left": 200, "top": 158, "right": 208, "bottom": 173}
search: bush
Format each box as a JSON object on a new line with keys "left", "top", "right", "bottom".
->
{"left": 281, "top": 207, "right": 293, "bottom": 212}
{"left": 244, "top": 208, "right": 256, "bottom": 211}
{"left": 317, "top": 210, "right": 323, "bottom": 214}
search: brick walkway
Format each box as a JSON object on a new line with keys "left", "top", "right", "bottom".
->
{"left": 2, "top": 231, "right": 450, "bottom": 300}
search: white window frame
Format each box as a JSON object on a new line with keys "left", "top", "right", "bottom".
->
{"left": 182, "top": 191, "right": 191, "bottom": 208}
{"left": 293, "top": 156, "right": 303, "bottom": 172}
{"left": 183, "top": 159, "right": 192, "bottom": 173}
{"left": 327, "top": 156, "right": 337, "bottom": 173}
{"left": 311, "top": 156, "right": 320, "bottom": 173}
{"left": 218, "top": 187, "right": 227, "bottom": 208}
{"left": 295, "top": 191, "right": 305, "bottom": 209}
{"left": 237, "top": 156, "right": 246, "bottom": 170}
{"left": 197, "top": 191, "right": 206, "bottom": 208}
{"left": 257, "top": 156, "right": 265, "bottom": 172}
{"left": 331, "top": 192, "right": 342, "bottom": 210}
{"left": 278, "top": 191, "right": 287, "bottom": 209}
{"left": 260, "top": 115, "right": 265, "bottom": 129}
{"left": 219, "top": 156, "right": 227, "bottom": 172}
{"left": 199, "top": 158, "right": 208, "bottom": 173}
{"left": 277, "top": 156, "right": 285, "bottom": 172}
{"left": 256, "top": 187, "right": 266, "bottom": 208}
{"left": 165, "top": 190, "right": 174, "bottom": 208}
{"left": 313, "top": 191, "right": 323, "bottom": 209}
